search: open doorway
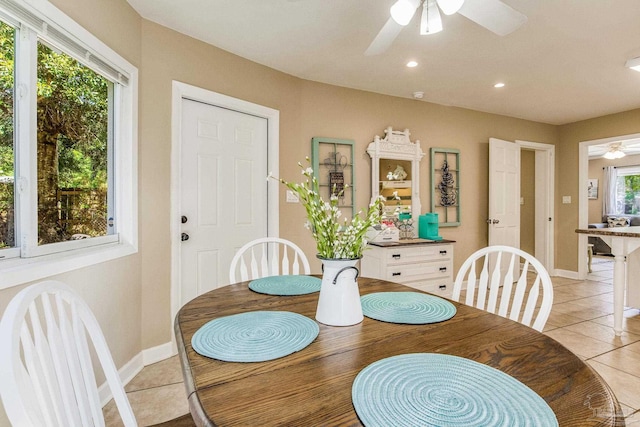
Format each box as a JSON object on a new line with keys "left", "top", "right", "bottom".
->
{"left": 578, "top": 133, "right": 640, "bottom": 278}
{"left": 517, "top": 141, "right": 555, "bottom": 273}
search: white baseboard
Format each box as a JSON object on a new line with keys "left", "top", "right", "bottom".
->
{"left": 554, "top": 269, "right": 579, "bottom": 280}
{"left": 98, "top": 341, "right": 175, "bottom": 407}
{"left": 142, "top": 341, "right": 176, "bottom": 366}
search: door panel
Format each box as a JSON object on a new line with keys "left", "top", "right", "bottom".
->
{"left": 198, "top": 154, "right": 219, "bottom": 226}
{"left": 196, "top": 249, "right": 220, "bottom": 296}
{"left": 489, "top": 138, "right": 520, "bottom": 248}
{"left": 180, "top": 99, "right": 268, "bottom": 305}
{"left": 235, "top": 159, "right": 254, "bottom": 225}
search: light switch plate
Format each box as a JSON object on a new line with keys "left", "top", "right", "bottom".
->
{"left": 562, "top": 196, "right": 571, "bottom": 204}
{"left": 520, "top": 197, "right": 524, "bottom": 205}
{"left": 286, "top": 190, "right": 299, "bottom": 203}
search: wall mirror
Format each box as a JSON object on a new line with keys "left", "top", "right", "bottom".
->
{"left": 367, "top": 127, "right": 424, "bottom": 236}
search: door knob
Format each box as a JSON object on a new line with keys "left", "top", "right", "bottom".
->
{"left": 181, "top": 233, "right": 189, "bottom": 241}
{"left": 181, "top": 215, "right": 188, "bottom": 224}
{"left": 486, "top": 219, "right": 492, "bottom": 224}
{"left": 492, "top": 219, "right": 500, "bottom": 224}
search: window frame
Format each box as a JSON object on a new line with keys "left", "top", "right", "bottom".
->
{"left": 0, "top": 0, "right": 138, "bottom": 289}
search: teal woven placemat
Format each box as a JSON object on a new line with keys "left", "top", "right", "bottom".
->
{"left": 191, "top": 311, "right": 319, "bottom": 362}
{"left": 352, "top": 353, "right": 558, "bottom": 427}
{"left": 361, "top": 292, "right": 456, "bottom": 324}
{"left": 248, "top": 275, "right": 321, "bottom": 295}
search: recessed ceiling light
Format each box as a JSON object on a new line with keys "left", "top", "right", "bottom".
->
{"left": 406, "top": 61, "right": 418, "bottom": 68}
{"left": 494, "top": 82, "right": 505, "bottom": 88}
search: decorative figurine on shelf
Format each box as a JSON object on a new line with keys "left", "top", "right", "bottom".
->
{"left": 438, "top": 160, "right": 457, "bottom": 207}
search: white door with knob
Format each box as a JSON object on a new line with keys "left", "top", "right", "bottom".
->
{"left": 179, "top": 98, "right": 268, "bottom": 306}
{"left": 488, "top": 138, "right": 520, "bottom": 248}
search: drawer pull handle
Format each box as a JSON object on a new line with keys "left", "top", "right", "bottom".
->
{"left": 439, "top": 267, "right": 447, "bottom": 272}
{"left": 439, "top": 250, "right": 447, "bottom": 255}
{"left": 392, "top": 272, "right": 401, "bottom": 276}
{"left": 439, "top": 285, "right": 447, "bottom": 290}
{"left": 392, "top": 254, "right": 401, "bottom": 259}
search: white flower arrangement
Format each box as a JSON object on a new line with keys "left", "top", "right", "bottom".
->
{"left": 268, "top": 158, "right": 385, "bottom": 259}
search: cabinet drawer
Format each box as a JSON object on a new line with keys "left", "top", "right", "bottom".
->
{"left": 385, "top": 261, "right": 451, "bottom": 283}
{"left": 383, "top": 245, "right": 452, "bottom": 265}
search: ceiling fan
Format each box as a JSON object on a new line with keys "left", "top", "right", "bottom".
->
{"left": 365, "top": 0, "right": 527, "bottom": 56}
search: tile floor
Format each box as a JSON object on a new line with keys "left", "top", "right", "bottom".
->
{"left": 105, "top": 256, "right": 640, "bottom": 425}
{"left": 543, "top": 256, "right": 640, "bottom": 425}
{"left": 103, "top": 355, "right": 189, "bottom": 426}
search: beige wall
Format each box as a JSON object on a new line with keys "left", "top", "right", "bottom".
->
{"left": 588, "top": 154, "right": 640, "bottom": 223}
{"left": 520, "top": 150, "right": 535, "bottom": 254}
{"left": 556, "top": 109, "right": 640, "bottom": 271}
{"left": 295, "top": 81, "right": 559, "bottom": 267}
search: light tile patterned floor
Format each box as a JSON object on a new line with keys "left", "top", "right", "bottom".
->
{"left": 105, "top": 256, "right": 640, "bottom": 425}
{"left": 544, "top": 256, "right": 640, "bottom": 424}
{"left": 103, "top": 356, "right": 189, "bottom": 426}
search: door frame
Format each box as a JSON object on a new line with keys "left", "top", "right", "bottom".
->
{"left": 577, "top": 132, "right": 640, "bottom": 279}
{"left": 517, "top": 140, "right": 555, "bottom": 274}
{"left": 169, "top": 81, "right": 280, "bottom": 347}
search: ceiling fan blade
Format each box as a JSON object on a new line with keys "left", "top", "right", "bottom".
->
{"left": 365, "top": 17, "right": 404, "bottom": 56}
{"left": 421, "top": 0, "right": 443, "bottom": 35}
{"left": 457, "top": 0, "right": 527, "bottom": 36}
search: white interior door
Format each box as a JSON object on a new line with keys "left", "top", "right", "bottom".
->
{"left": 489, "top": 138, "right": 520, "bottom": 248}
{"left": 179, "top": 99, "right": 268, "bottom": 305}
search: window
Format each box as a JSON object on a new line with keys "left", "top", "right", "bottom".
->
{"left": 0, "top": 0, "right": 137, "bottom": 287}
{"left": 615, "top": 166, "right": 640, "bottom": 214}
{"left": 36, "top": 41, "right": 113, "bottom": 246}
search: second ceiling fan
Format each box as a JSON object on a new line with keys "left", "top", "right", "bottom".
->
{"left": 365, "top": 0, "right": 527, "bottom": 56}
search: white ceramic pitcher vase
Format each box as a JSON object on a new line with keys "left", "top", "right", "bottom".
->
{"left": 315, "top": 257, "right": 363, "bottom": 326}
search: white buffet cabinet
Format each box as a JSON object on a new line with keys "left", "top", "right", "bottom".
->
{"left": 361, "top": 239, "right": 455, "bottom": 298}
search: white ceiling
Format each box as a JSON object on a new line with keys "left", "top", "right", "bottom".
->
{"left": 126, "top": 0, "right": 640, "bottom": 125}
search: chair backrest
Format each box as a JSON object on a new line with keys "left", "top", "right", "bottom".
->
{"left": 0, "top": 280, "right": 137, "bottom": 427}
{"left": 452, "top": 245, "right": 553, "bottom": 332}
{"left": 229, "top": 237, "right": 311, "bottom": 284}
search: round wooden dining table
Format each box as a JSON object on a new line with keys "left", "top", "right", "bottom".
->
{"left": 174, "top": 277, "right": 623, "bottom": 426}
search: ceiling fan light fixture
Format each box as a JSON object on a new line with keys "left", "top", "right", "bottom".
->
{"left": 626, "top": 56, "right": 640, "bottom": 72}
{"left": 436, "top": 0, "right": 465, "bottom": 16}
{"left": 390, "top": 0, "right": 420, "bottom": 26}
{"left": 603, "top": 144, "right": 626, "bottom": 159}
{"left": 420, "top": 0, "right": 443, "bottom": 35}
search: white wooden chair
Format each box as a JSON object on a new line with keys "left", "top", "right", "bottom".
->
{"left": 452, "top": 245, "right": 553, "bottom": 332}
{"left": 0, "top": 280, "right": 137, "bottom": 426}
{"left": 229, "top": 237, "right": 311, "bottom": 284}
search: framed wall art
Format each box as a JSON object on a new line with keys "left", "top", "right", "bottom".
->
{"left": 588, "top": 178, "right": 598, "bottom": 199}
{"left": 311, "top": 137, "right": 355, "bottom": 218}
{"left": 430, "top": 148, "right": 460, "bottom": 226}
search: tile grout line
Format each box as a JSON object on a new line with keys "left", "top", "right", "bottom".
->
{"left": 126, "top": 380, "right": 186, "bottom": 395}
